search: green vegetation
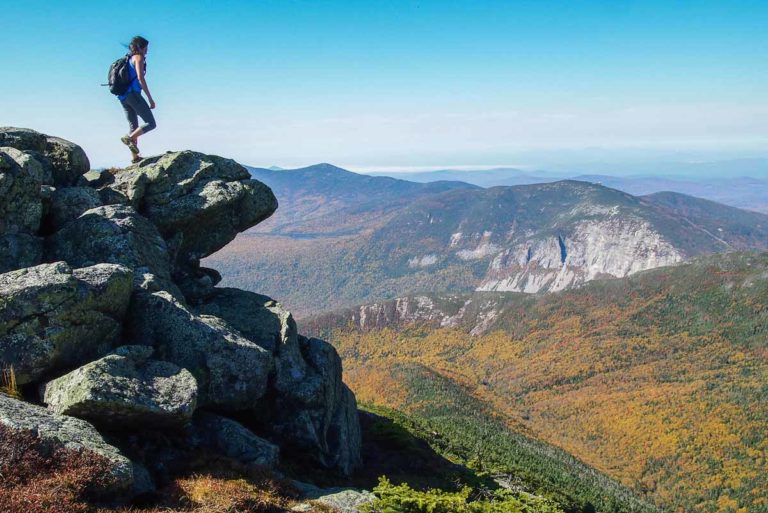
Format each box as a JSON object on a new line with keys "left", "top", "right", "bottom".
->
{"left": 363, "top": 477, "right": 565, "bottom": 513}
{"left": 359, "top": 376, "right": 658, "bottom": 513}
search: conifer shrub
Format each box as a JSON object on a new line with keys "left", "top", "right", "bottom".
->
{"left": 362, "top": 477, "right": 565, "bottom": 513}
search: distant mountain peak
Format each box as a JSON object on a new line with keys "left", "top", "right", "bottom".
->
{"left": 301, "top": 162, "right": 354, "bottom": 174}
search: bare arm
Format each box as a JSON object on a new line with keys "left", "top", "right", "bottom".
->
{"left": 134, "top": 54, "right": 155, "bottom": 109}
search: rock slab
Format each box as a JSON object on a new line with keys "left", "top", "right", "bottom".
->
{"left": 44, "top": 345, "right": 198, "bottom": 428}
{"left": 0, "top": 262, "right": 133, "bottom": 384}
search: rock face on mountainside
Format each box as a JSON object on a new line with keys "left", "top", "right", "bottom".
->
{"left": 476, "top": 214, "right": 685, "bottom": 293}
{"left": 0, "top": 128, "right": 362, "bottom": 502}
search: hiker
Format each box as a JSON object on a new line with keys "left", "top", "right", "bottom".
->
{"left": 118, "top": 36, "right": 156, "bottom": 163}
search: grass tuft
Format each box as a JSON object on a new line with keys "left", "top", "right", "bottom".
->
{"left": 1, "top": 366, "right": 21, "bottom": 399}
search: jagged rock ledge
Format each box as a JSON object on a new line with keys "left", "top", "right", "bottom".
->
{"left": 0, "top": 127, "right": 362, "bottom": 503}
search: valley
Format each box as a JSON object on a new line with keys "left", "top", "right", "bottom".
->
{"left": 306, "top": 251, "right": 768, "bottom": 512}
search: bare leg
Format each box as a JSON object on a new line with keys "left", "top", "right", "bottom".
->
{"left": 129, "top": 126, "right": 144, "bottom": 143}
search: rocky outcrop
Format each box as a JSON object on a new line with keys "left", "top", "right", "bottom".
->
{"left": 43, "top": 345, "right": 197, "bottom": 428}
{"left": 108, "top": 152, "right": 277, "bottom": 258}
{"left": 194, "top": 288, "right": 305, "bottom": 382}
{"left": 274, "top": 337, "right": 361, "bottom": 476}
{"left": 0, "top": 262, "right": 133, "bottom": 384}
{"left": 0, "top": 127, "right": 89, "bottom": 187}
{"left": 196, "top": 288, "right": 363, "bottom": 475}
{"left": 0, "top": 128, "right": 361, "bottom": 500}
{"left": 0, "top": 392, "right": 138, "bottom": 497}
{"left": 478, "top": 217, "right": 685, "bottom": 293}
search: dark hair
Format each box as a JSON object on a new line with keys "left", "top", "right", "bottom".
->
{"left": 128, "top": 36, "right": 149, "bottom": 55}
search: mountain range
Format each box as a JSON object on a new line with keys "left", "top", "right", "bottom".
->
{"left": 206, "top": 164, "right": 768, "bottom": 317}
{"left": 369, "top": 159, "right": 768, "bottom": 214}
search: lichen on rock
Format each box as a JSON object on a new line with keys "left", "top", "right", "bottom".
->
{"left": 0, "top": 262, "right": 133, "bottom": 384}
{"left": 43, "top": 345, "right": 198, "bottom": 428}
{"left": 0, "top": 127, "right": 90, "bottom": 187}
{"left": 0, "top": 127, "right": 361, "bottom": 502}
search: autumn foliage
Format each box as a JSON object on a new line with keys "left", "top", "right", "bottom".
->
{"left": 322, "top": 252, "right": 768, "bottom": 513}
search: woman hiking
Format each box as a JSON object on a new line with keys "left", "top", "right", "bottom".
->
{"left": 119, "top": 36, "right": 156, "bottom": 163}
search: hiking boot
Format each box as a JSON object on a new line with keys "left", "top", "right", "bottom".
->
{"left": 120, "top": 135, "right": 140, "bottom": 154}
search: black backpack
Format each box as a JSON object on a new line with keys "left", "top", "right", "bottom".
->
{"left": 107, "top": 55, "right": 132, "bottom": 96}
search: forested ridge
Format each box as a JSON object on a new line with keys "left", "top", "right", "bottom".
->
{"left": 309, "top": 252, "right": 768, "bottom": 512}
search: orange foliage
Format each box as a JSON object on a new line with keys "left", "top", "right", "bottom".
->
{"left": 331, "top": 297, "right": 768, "bottom": 512}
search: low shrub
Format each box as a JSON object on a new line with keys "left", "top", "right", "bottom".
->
{"left": 0, "top": 424, "right": 116, "bottom": 513}
{"left": 363, "top": 477, "right": 565, "bottom": 513}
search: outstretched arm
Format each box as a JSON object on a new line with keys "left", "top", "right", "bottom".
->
{"left": 134, "top": 54, "right": 155, "bottom": 109}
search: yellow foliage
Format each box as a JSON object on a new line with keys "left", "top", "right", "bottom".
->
{"left": 332, "top": 315, "right": 768, "bottom": 512}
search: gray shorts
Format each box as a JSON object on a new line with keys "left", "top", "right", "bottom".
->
{"left": 121, "top": 91, "right": 156, "bottom": 134}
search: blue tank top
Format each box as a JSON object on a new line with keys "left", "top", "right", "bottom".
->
{"left": 118, "top": 55, "right": 143, "bottom": 101}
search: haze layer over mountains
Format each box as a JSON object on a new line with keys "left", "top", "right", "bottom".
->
{"left": 369, "top": 158, "right": 768, "bottom": 214}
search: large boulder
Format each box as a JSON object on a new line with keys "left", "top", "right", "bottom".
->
{"left": 196, "top": 288, "right": 362, "bottom": 475}
{"left": 270, "top": 337, "right": 362, "bottom": 476}
{"left": 0, "top": 262, "right": 133, "bottom": 384}
{"left": 128, "top": 290, "right": 273, "bottom": 411}
{"left": 48, "top": 186, "right": 102, "bottom": 231}
{"left": 195, "top": 288, "right": 308, "bottom": 390}
{"left": 0, "top": 127, "right": 90, "bottom": 186}
{"left": 43, "top": 345, "right": 198, "bottom": 428}
{"left": 0, "top": 147, "right": 45, "bottom": 272}
{"left": 106, "top": 151, "right": 277, "bottom": 266}
{"left": 192, "top": 413, "right": 279, "bottom": 469}
{"left": 0, "top": 392, "right": 139, "bottom": 498}
{"left": 46, "top": 205, "right": 178, "bottom": 295}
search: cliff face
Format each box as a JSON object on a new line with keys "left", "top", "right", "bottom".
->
{"left": 476, "top": 215, "right": 685, "bottom": 293}
{"left": 0, "top": 128, "right": 362, "bottom": 501}
{"left": 369, "top": 181, "right": 760, "bottom": 295}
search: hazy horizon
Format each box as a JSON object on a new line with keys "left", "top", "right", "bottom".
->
{"left": 251, "top": 154, "right": 768, "bottom": 178}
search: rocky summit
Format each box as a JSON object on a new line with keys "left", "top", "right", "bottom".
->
{"left": 0, "top": 127, "right": 362, "bottom": 503}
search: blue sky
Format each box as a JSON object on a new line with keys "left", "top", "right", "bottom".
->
{"left": 2, "top": 0, "right": 767, "bottom": 170}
